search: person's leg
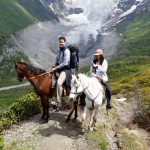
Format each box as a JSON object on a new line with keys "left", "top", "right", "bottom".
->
{"left": 52, "top": 74, "right": 56, "bottom": 88}
{"left": 57, "top": 71, "right": 66, "bottom": 103}
{"left": 101, "top": 81, "right": 112, "bottom": 109}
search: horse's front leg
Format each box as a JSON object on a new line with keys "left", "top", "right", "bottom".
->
{"left": 45, "top": 96, "right": 50, "bottom": 123}
{"left": 66, "top": 104, "right": 74, "bottom": 122}
{"left": 81, "top": 106, "right": 87, "bottom": 133}
{"left": 92, "top": 106, "right": 100, "bottom": 128}
{"left": 73, "top": 100, "right": 78, "bottom": 122}
{"left": 88, "top": 108, "right": 95, "bottom": 131}
{"left": 40, "top": 97, "right": 46, "bottom": 120}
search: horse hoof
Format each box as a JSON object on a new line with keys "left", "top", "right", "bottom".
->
{"left": 72, "top": 118, "right": 76, "bottom": 122}
{"left": 43, "top": 120, "right": 48, "bottom": 123}
{"left": 40, "top": 116, "right": 45, "bottom": 121}
{"left": 65, "top": 118, "right": 70, "bottom": 122}
{"left": 88, "top": 127, "right": 94, "bottom": 132}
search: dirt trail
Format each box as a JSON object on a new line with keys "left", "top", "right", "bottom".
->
{"left": 0, "top": 82, "right": 30, "bottom": 91}
{"left": 3, "top": 96, "right": 150, "bottom": 150}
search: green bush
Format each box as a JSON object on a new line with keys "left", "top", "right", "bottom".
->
{"left": 0, "top": 93, "right": 40, "bottom": 133}
{"left": 0, "top": 93, "right": 40, "bottom": 149}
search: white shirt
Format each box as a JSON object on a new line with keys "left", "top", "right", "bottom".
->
{"left": 91, "top": 59, "right": 108, "bottom": 82}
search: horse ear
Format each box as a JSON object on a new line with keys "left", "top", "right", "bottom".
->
{"left": 76, "top": 74, "right": 79, "bottom": 79}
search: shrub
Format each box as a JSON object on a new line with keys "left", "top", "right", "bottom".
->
{"left": 0, "top": 93, "right": 40, "bottom": 149}
{"left": 0, "top": 93, "right": 40, "bottom": 135}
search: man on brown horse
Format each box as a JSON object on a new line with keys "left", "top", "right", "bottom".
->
{"left": 51, "top": 36, "right": 72, "bottom": 110}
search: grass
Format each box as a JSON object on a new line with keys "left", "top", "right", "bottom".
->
{"left": 119, "top": 128, "right": 148, "bottom": 150}
{"left": 116, "top": 12, "right": 150, "bottom": 56}
{"left": 0, "top": 86, "right": 33, "bottom": 108}
{"left": 85, "top": 125, "right": 108, "bottom": 150}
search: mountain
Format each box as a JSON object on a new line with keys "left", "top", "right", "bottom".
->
{"left": 0, "top": 0, "right": 149, "bottom": 84}
{"left": 11, "top": 0, "right": 149, "bottom": 68}
{"left": 115, "top": 0, "right": 150, "bottom": 56}
{"left": 0, "top": 0, "right": 58, "bottom": 85}
{"left": 0, "top": 0, "right": 58, "bottom": 37}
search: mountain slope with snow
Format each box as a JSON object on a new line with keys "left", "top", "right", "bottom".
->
{"left": 1, "top": 0, "right": 149, "bottom": 69}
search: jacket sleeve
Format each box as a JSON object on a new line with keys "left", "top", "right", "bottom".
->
{"left": 98, "top": 60, "right": 108, "bottom": 73}
{"left": 90, "top": 63, "right": 97, "bottom": 77}
{"left": 55, "top": 49, "right": 70, "bottom": 70}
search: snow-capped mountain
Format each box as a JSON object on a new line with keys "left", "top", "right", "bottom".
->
{"left": 11, "top": 0, "right": 149, "bottom": 68}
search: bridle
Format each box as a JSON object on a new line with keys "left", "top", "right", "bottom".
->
{"left": 16, "top": 64, "right": 51, "bottom": 80}
{"left": 70, "top": 80, "right": 88, "bottom": 95}
{"left": 70, "top": 78, "right": 101, "bottom": 101}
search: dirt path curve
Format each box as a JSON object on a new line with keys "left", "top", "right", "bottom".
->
{"left": 0, "top": 82, "right": 30, "bottom": 91}
{"left": 3, "top": 110, "right": 89, "bottom": 150}
{"left": 3, "top": 96, "right": 150, "bottom": 150}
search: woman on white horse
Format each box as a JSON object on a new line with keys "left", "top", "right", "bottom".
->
{"left": 91, "top": 49, "right": 112, "bottom": 110}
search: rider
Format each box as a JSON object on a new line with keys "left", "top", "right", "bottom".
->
{"left": 91, "top": 49, "right": 112, "bottom": 110}
{"left": 51, "top": 36, "right": 71, "bottom": 109}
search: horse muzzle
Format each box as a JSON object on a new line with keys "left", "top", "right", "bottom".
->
{"left": 69, "top": 94, "right": 76, "bottom": 101}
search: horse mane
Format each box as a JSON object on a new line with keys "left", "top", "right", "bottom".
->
{"left": 17, "top": 61, "right": 46, "bottom": 74}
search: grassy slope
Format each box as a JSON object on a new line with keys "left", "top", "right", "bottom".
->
{"left": 0, "top": 0, "right": 56, "bottom": 37}
{"left": 0, "top": 86, "right": 34, "bottom": 108}
{"left": 116, "top": 12, "right": 150, "bottom": 56}
{"left": 110, "top": 12, "right": 150, "bottom": 114}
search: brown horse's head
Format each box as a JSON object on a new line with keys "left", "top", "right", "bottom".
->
{"left": 14, "top": 61, "right": 26, "bottom": 82}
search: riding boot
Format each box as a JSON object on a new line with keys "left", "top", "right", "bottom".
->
{"left": 106, "top": 98, "right": 112, "bottom": 110}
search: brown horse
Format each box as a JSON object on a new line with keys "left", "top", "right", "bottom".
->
{"left": 14, "top": 61, "right": 84, "bottom": 123}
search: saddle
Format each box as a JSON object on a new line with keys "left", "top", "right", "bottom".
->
{"left": 52, "top": 70, "right": 72, "bottom": 96}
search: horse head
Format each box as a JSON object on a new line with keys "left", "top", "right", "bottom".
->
{"left": 14, "top": 61, "right": 26, "bottom": 82}
{"left": 69, "top": 74, "right": 86, "bottom": 101}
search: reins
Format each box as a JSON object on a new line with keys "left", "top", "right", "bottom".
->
{"left": 17, "top": 65, "right": 52, "bottom": 80}
{"left": 28, "top": 71, "right": 52, "bottom": 80}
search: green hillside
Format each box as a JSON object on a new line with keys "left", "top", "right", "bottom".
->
{"left": 116, "top": 12, "right": 150, "bottom": 56}
{"left": 111, "top": 12, "right": 150, "bottom": 122}
{"left": 0, "top": 0, "right": 57, "bottom": 37}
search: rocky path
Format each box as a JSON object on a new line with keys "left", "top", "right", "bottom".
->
{"left": 3, "top": 96, "right": 150, "bottom": 150}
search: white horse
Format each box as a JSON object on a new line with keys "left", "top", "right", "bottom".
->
{"left": 69, "top": 74, "right": 104, "bottom": 131}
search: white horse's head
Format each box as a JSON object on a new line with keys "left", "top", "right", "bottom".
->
{"left": 69, "top": 74, "right": 85, "bottom": 101}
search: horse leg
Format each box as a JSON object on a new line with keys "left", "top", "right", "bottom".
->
{"left": 93, "top": 106, "right": 100, "bottom": 128}
{"left": 81, "top": 106, "right": 87, "bottom": 133}
{"left": 44, "top": 96, "right": 50, "bottom": 123}
{"left": 66, "top": 105, "right": 74, "bottom": 122}
{"left": 73, "top": 100, "right": 78, "bottom": 122}
{"left": 88, "top": 108, "right": 95, "bottom": 131}
{"left": 40, "top": 96, "right": 46, "bottom": 120}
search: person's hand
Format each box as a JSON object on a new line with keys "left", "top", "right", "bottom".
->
{"left": 51, "top": 67, "right": 56, "bottom": 73}
{"left": 51, "top": 65, "right": 56, "bottom": 68}
{"left": 93, "top": 64, "right": 98, "bottom": 68}
{"left": 95, "top": 76, "right": 101, "bottom": 81}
